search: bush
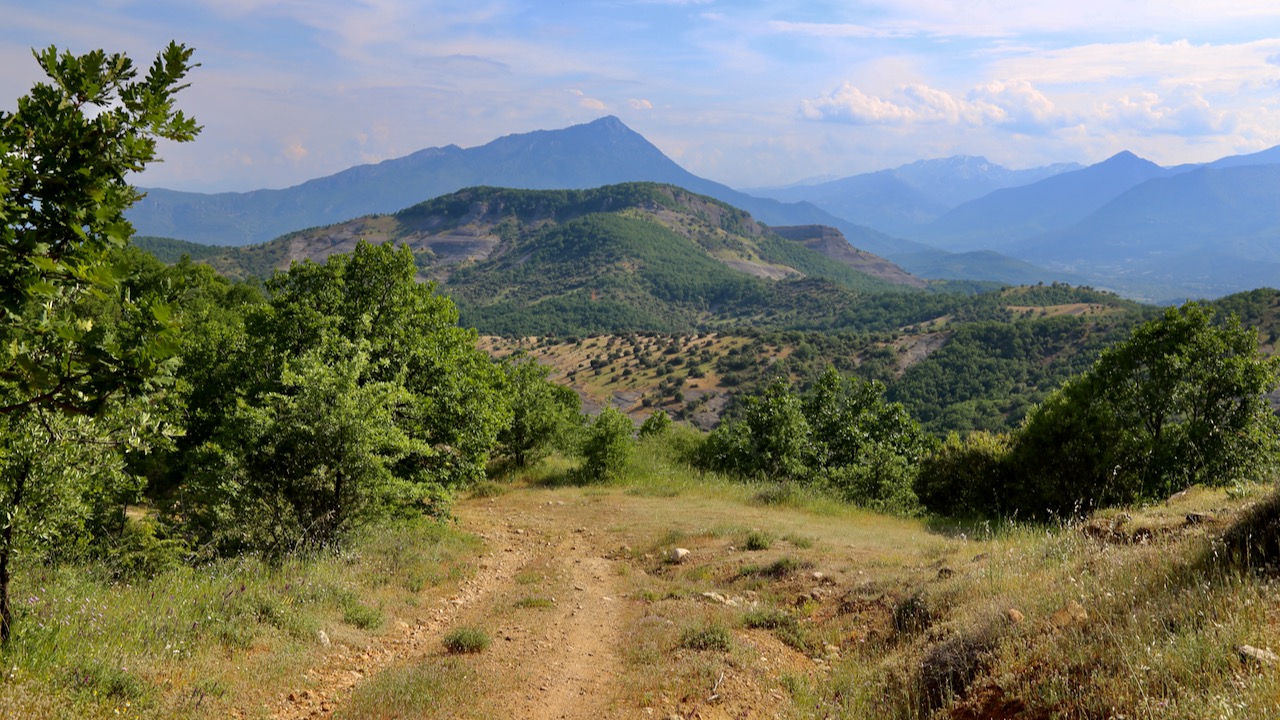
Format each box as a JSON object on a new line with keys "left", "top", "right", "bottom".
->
{"left": 679, "top": 623, "right": 733, "bottom": 652}
{"left": 914, "top": 432, "right": 1011, "bottom": 517}
{"left": 743, "top": 530, "right": 774, "bottom": 551}
{"left": 577, "top": 407, "right": 635, "bottom": 482}
{"left": 638, "top": 409, "right": 673, "bottom": 438}
{"left": 820, "top": 446, "right": 920, "bottom": 515}
{"left": 343, "top": 601, "right": 384, "bottom": 630}
{"left": 1006, "top": 302, "right": 1280, "bottom": 518}
{"left": 442, "top": 626, "right": 491, "bottom": 654}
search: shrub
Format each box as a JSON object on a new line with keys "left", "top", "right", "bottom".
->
{"left": 442, "top": 626, "right": 490, "bottom": 654}
{"left": 638, "top": 409, "right": 673, "bottom": 438}
{"left": 743, "top": 530, "right": 774, "bottom": 551}
{"left": 679, "top": 623, "right": 733, "bottom": 652}
{"left": 1006, "top": 302, "right": 1280, "bottom": 518}
{"left": 343, "top": 601, "right": 384, "bottom": 630}
{"left": 577, "top": 407, "right": 635, "bottom": 482}
{"left": 914, "top": 432, "right": 1012, "bottom": 517}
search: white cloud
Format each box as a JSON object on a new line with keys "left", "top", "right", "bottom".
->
{"left": 988, "top": 39, "right": 1280, "bottom": 93}
{"left": 967, "top": 80, "right": 1067, "bottom": 132}
{"left": 1097, "top": 85, "right": 1236, "bottom": 136}
{"left": 800, "top": 83, "right": 916, "bottom": 124}
{"left": 628, "top": 98, "right": 653, "bottom": 110}
{"left": 801, "top": 81, "right": 1059, "bottom": 129}
{"left": 579, "top": 97, "right": 607, "bottom": 110}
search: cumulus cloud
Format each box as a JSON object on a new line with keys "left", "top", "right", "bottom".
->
{"left": 967, "top": 80, "right": 1067, "bottom": 132}
{"left": 1097, "top": 85, "right": 1236, "bottom": 136}
{"left": 801, "top": 80, "right": 1062, "bottom": 131}
{"left": 628, "top": 98, "right": 654, "bottom": 110}
{"left": 800, "top": 83, "right": 916, "bottom": 124}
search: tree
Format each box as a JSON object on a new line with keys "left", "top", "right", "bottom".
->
{"left": 174, "top": 242, "right": 510, "bottom": 554}
{"left": 497, "top": 353, "right": 581, "bottom": 469}
{"left": 189, "top": 340, "right": 420, "bottom": 554}
{"left": 1008, "top": 302, "right": 1280, "bottom": 517}
{"left": 0, "top": 43, "right": 198, "bottom": 643}
{"left": 638, "top": 409, "right": 673, "bottom": 438}
{"left": 578, "top": 407, "right": 635, "bottom": 482}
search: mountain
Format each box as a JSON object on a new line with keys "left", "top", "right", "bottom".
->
{"left": 919, "top": 151, "right": 1169, "bottom": 251}
{"left": 193, "top": 183, "right": 927, "bottom": 335}
{"left": 751, "top": 156, "right": 1080, "bottom": 236}
{"left": 1003, "top": 164, "right": 1280, "bottom": 301}
{"left": 128, "top": 117, "right": 898, "bottom": 254}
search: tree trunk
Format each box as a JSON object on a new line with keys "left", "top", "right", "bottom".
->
{"left": 0, "top": 519, "right": 12, "bottom": 645}
{"left": 0, "top": 461, "right": 27, "bottom": 645}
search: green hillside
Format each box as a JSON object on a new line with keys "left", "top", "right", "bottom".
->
{"left": 190, "top": 183, "right": 922, "bottom": 335}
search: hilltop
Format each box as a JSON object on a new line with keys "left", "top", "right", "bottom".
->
{"left": 168, "top": 183, "right": 927, "bottom": 335}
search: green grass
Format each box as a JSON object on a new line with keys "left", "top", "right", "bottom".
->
{"left": 678, "top": 622, "right": 733, "bottom": 652}
{"left": 0, "top": 516, "right": 481, "bottom": 719}
{"left": 335, "top": 658, "right": 471, "bottom": 719}
{"left": 742, "top": 529, "right": 774, "bottom": 551}
{"left": 442, "top": 626, "right": 491, "bottom": 654}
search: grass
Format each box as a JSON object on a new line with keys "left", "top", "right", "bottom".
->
{"left": 9, "top": 434, "right": 1280, "bottom": 720}
{"left": 442, "top": 626, "right": 491, "bottom": 654}
{"left": 0, "top": 516, "right": 481, "bottom": 719}
{"left": 742, "top": 529, "right": 774, "bottom": 551}
{"left": 335, "top": 658, "right": 471, "bottom": 719}
{"left": 678, "top": 622, "right": 733, "bottom": 652}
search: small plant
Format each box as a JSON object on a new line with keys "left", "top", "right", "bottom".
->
{"left": 443, "top": 626, "right": 491, "bottom": 654}
{"left": 783, "top": 532, "right": 814, "bottom": 549}
{"left": 742, "top": 607, "right": 816, "bottom": 653}
{"left": 752, "top": 483, "right": 795, "bottom": 506}
{"left": 469, "top": 480, "right": 510, "bottom": 499}
{"left": 742, "top": 608, "right": 796, "bottom": 630}
{"left": 65, "top": 663, "right": 146, "bottom": 701}
{"left": 679, "top": 622, "right": 733, "bottom": 652}
{"left": 343, "top": 601, "right": 384, "bottom": 630}
{"left": 738, "top": 556, "right": 814, "bottom": 580}
{"left": 514, "top": 596, "right": 555, "bottom": 609}
{"left": 743, "top": 530, "right": 774, "bottom": 551}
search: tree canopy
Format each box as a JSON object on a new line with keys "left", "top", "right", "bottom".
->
{"left": 0, "top": 42, "right": 199, "bottom": 642}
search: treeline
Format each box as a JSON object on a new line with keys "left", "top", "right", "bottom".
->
{"left": 693, "top": 303, "right": 1280, "bottom": 519}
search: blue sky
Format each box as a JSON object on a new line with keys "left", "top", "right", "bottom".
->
{"left": 4, "top": 0, "right": 1280, "bottom": 192}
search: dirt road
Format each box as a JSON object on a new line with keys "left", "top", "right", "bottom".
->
{"left": 272, "top": 492, "right": 634, "bottom": 719}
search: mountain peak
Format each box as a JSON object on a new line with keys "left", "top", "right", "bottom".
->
{"left": 1099, "top": 150, "right": 1155, "bottom": 167}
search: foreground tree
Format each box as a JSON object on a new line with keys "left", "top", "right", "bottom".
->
{"left": 1007, "top": 302, "right": 1280, "bottom": 517}
{"left": 0, "top": 43, "right": 199, "bottom": 642}
{"left": 176, "top": 242, "right": 510, "bottom": 554}
{"left": 578, "top": 407, "right": 636, "bottom": 482}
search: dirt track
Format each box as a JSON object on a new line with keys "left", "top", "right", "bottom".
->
{"left": 272, "top": 494, "right": 633, "bottom": 720}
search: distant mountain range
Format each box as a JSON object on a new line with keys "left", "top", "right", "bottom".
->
{"left": 129, "top": 117, "right": 904, "bottom": 253}
{"left": 127, "top": 117, "right": 1063, "bottom": 287}
{"left": 128, "top": 116, "right": 1280, "bottom": 301}
{"left": 751, "top": 155, "right": 1082, "bottom": 236}
{"left": 759, "top": 145, "right": 1280, "bottom": 302}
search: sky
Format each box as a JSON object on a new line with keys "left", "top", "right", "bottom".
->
{"left": 4, "top": 1, "right": 1280, "bottom": 193}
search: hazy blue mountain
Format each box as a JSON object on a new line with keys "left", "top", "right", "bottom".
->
{"left": 751, "top": 156, "right": 1080, "bottom": 236}
{"left": 918, "top": 151, "right": 1170, "bottom": 251}
{"left": 997, "top": 164, "right": 1280, "bottom": 300}
{"left": 885, "top": 249, "right": 1084, "bottom": 286}
{"left": 1022, "top": 165, "right": 1280, "bottom": 263}
{"left": 128, "top": 116, "right": 906, "bottom": 256}
{"left": 890, "top": 156, "right": 1082, "bottom": 207}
